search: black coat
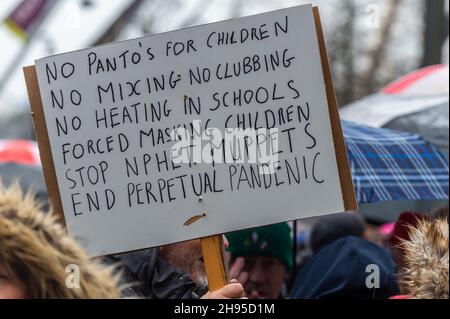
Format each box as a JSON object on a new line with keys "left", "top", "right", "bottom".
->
{"left": 104, "top": 247, "right": 207, "bottom": 299}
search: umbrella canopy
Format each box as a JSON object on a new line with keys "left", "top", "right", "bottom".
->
{"left": 340, "top": 66, "right": 449, "bottom": 159}
{"left": 0, "top": 162, "right": 47, "bottom": 204}
{"left": 342, "top": 121, "right": 449, "bottom": 203}
{"left": 383, "top": 64, "right": 449, "bottom": 96}
{"left": 340, "top": 64, "right": 449, "bottom": 128}
{"left": 339, "top": 65, "right": 449, "bottom": 222}
{"left": 339, "top": 93, "right": 448, "bottom": 128}
{"left": 0, "top": 107, "right": 35, "bottom": 141}
{"left": 384, "top": 102, "right": 449, "bottom": 159}
{"left": 0, "top": 139, "right": 41, "bottom": 166}
{"left": 0, "top": 139, "right": 47, "bottom": 205}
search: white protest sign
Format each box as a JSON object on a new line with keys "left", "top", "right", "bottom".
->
{"left": 34, "top": 4, "right": 346, "bottom": 256}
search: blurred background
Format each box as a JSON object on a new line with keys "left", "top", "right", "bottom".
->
{"left": 0, "top": 0, "right": 448, "bottom": 117}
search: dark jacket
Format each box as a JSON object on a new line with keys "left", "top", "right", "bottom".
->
{"left": 290, "top": 236, "right": 400, "bottom": 299}
{"left": 105, "top": 248, "right": 207, "bottom": 299}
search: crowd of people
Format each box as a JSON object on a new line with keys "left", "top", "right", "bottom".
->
{"left": 0, "top": 176, "right": 447, "bottom": 299}
{"left": 0, "top": 0, "right": 448, "bottom": 302}
{"left": 0, "top": 140, "right": 447, "bottom": 300}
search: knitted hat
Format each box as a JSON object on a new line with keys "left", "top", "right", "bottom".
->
{"left": 310, "top": 213, "right": 365, "bottom": 252}
{"left": 227, "top": 223, "right": 293, "bottom": 272}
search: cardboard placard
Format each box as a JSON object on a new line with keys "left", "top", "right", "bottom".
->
{"left": 24, "top": 4, "right": 357, "bottom": 258}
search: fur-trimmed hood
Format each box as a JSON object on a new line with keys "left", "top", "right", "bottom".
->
{"left": 0, "top": 183, "right": 121, "bottom": 298}
{"left": 401, "top": 217, "right": 449, "bottom": 299}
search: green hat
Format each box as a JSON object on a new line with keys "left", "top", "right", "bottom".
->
{"left": 226, "top": 223, "right": 293, "bottom": 272}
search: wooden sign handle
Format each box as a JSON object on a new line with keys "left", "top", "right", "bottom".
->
{"left": 201, "top": 234, "right": 229, "bottom": 291}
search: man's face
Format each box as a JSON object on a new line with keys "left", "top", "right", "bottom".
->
{"left": 0, "top": 264, "right": 26, "bottom": 299}
{"left": 160, "top": 239, "right": 207, "bottom": 287}
{"left": 242, "top": 256, "right": 287, "bottom": 299}
{"left": 160, "top": 236, "right": 229, "bottom": 288}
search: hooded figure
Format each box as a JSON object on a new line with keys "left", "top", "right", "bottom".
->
{"left": 0, "top": 183, "right": 121, "bottom": 299}
{"left": 400, "top": 217, "right": 448, "bottom": 299}
{"left": 290, "top": 236, "right": 400, "bottom": 299}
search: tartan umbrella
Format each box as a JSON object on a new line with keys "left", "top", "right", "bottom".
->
{"left": 342, "top": 121, "right": 449, "bottom": 203}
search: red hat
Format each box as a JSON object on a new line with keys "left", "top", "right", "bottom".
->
{"left": 388, "top": 212, "right": 425, "bottom": 248}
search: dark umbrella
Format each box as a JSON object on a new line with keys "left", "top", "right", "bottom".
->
{"left": 0, "top": 139, "right": 47, "bottom": 207}
{"left": 384, "top": 102, "right": 449, "bottom": 159}
{"left": 0, "top": 162, "right": 48, "bottom": 206}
